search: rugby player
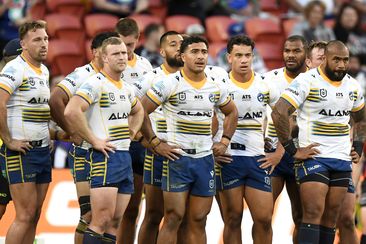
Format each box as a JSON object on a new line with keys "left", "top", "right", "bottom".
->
{"left": 137, "top": 31, "right": 184, "bottom": 244}
{"left": 140, "top": 35, "right": 238, "bottom": 243}
{"left": 64, "top": 37, "right": 144, "bottom": 244}
{"left": 262, "top": 35, "right": 308, "bottom": 243}
{"left": 0, "top": 20, "right": 51, "bottom": 243}
{"left": 0, "top": 38, "right": 22, "bottom": 220}
{"left": 272, "top": 40, "right": 365, "bottom": 244}
{"left": 49, "top": 31, "right": 119, "bottom": 244}
{"left": 216, "top": 35, "right": 279, "bottom": 244}
{"left": 115, "top": 18, "right": 153, "bottom": 244}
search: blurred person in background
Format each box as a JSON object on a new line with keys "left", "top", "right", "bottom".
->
{"left": 0, "top": 0, "right": 35, "bottom": 59}
{"left": 285, "top": 0, "right": 336, "bottom": 17}
{"left": 135, "top": 23, "right": 165, "bottom": 68}
{"left": 92, "top": 0, "right": 148, "bottom": 18}
{"left": 306, "top": 40, "right": 326, "bottom": 68}
{"left": 0, "top": 38, "right": 22, "bottom": 220}
{"left": 291, "top": 0, "right": 335, "bottom": 43}
{"left": 333, "top": 2, "right": 366, "bottom": 65}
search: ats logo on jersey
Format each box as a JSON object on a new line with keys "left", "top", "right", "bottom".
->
{"left": 319, "top": 89, "right": 327, "bottom": 98}
{"left": 242, "top": 94, "right": 251, "bottom": 101}
{"left": 131, "top": 73, "right": 138, "bottom": 78}
{"left": 194, "top": 94, "right": 203, "bottom": 100}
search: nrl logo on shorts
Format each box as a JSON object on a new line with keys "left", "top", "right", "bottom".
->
{"left": 109, "top": 92, "right": 115, "bottom": 101}
{"left": 209, "top": 179, "right": 214, "bottom": 189}
{"left": 178, "top": 92, "right": 186, "bottom": 101}
{"left": 319, "top": 89, "right": 327, "bottom": 98}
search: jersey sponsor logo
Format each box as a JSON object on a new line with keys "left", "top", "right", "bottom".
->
{"left": 336, "top": 92, "right": 343, "bottom": 98}
{"left": 28, "top": 97, "right": 49, "bottom": 104}
{"left": 108, "top": 112, "right": 129, "bottom": 120}
{"left": 133, "top": 83, "right": 142, "bottom": 91}
{"left": 65, "top": 78, "right": 76, "bottom": 87}
{"left": 242, "top": 94, "right": 251, "bottom": 101}
{"left": 151, "top": 87, "right": 163, "bottom": 98}
{"left": 194, "top": 94, "right": 203, "bottom": 100}
{"left": 238, "top": 111, "right": 263, "bottom": 119}
{"left": 131, "top": 73, "right": 138, "bottom": 78}
{"left": 307, "top": 164, "right": 321, "bottom": 171}
{"left": 319, "top": 109, "right": 350, "bottom": 116}
{"left": 0, "top": 73, "right": 15, "bottom": 81}
{"left": 286, "top": 87, "right": 299, "bottom": 96}
{"left": 177, "top": 111, "right": 212, "bottom": 117}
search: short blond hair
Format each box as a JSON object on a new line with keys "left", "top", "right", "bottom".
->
{"left": 101, "top": 37, "right": 123, "bottom": 54}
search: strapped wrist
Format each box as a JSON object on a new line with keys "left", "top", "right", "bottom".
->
{"left": 283, "top": 139, "right": 297, "bottom": 156}
{"left": 149, "top": 136, "right": 161, "bottom": 148}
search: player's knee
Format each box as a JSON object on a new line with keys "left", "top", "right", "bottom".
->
{"left": 164, "top": 210, "right": 184, "bottom": 229}
{"left": 109, "top": 215, "right": 123, "bottom": 230}
{"left": 224, "top": 211, "right": 243, "bottom": 229}
{"left": 253, "top": 214, "right": 272, "bottom": 231}
{"left": 16, "top": 208, "right": 38, "bottom": 224}
{"left": 302, "top": 202, "right": 323, "bottom": 220}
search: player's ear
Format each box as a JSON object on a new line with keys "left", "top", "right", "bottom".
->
{"left": 226, "top": 53, "right": 232, "bottom": 65}
{"left": 160, "top": 48, "right": 165, "bottom": 58}
{"left": 20, "top": 39, "right": 26, "bottom": 50}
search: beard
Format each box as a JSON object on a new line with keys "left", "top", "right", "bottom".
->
{"left": 324, "top": 63, "right": 347, "bottom": 81}
{"left": 285, "top": 59, "right": 305, "bottom": 73}
{"left": 166, "top": 55, "right": 184, "bottom": 68}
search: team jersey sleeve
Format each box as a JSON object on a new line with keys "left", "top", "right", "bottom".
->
{"left": 75, "top": 78, "right": 101, "bottom": 105}
{"left": 352, "top": 83, "right": 365, "bottom": 112}
{"left": 145, "top": 77, "right": 172, "bottom": 106}
{"left": 216, "top": 83, "right": 231, "bottom": 107}
{"left": 0, "top": 62, "right": 23, "bottom": 94}
{"left": 280, "top": 73, "right": 310, "bottom": 109}
{"left": 128, "top": 86, "right": 138, "bottom": 109}
{"left": 57, "top": 70, "right": 80, "bottom": 98}
{"left": 267, "top": 81, "right": 280, "bottom": 107}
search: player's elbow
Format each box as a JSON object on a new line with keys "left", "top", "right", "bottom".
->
{"left": 64, "top": 105, "right": 77, "bottom": 123}
{"left": 271, "top": 107, "right": 282, "bottom": 123}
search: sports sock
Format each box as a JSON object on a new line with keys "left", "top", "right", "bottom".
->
{"left": 298, "top": 223, "right": 320, "bottom": 244}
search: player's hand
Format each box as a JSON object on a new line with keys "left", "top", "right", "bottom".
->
{"left": 214, "top": 153, "right": 233, "bottom": 165}
{"left": 154, "top": 141, "right": 181, "bottom": 161}
{"left": 264, "top": 137, "right": 274, "bottom": 152}
{"left": 57, "top": 131, "right": 71, "bottom": 141}
{"left": 212, "top": 142, "right": 228, "bottom": 157}
{"left": 293, "top": 143, "right": 320, "bottom": 160}
{"left": 258, "top": 151, "right": 284, "bottom": 175}
{"left": 91, "top": 138, "right": 116, "bottom": 158}
{"left": 5, "top": 139, "right": 32, "bottom": 154}
{"left": 350, "top": 147, "right": 360, "bottom": 164}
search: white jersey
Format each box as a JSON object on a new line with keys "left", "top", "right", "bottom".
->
{"left": 281, "top": 67, "right": 365, "bottom": 161}
{"left": 264, "top": 67, "right": 298, "bottom": 149}
{"left": 122, "top": 53, "right": 152, "bottom": 89}
{"left": 76, "top": 71, "right": 137, "bottom": 150}
{"left": 57, "top": 62, "right": 99, "bottom": 98}
{"left": 146, "top": 69, "right": 231, "bottom": 158}
{"left": 228, "top": 71, "right": 279, "bottom": 156}
{"left": 205, "top": 65, "right": 229, "bottom": 143}
{"left": 0, "top": 55, "right": 50, "bottom": 146}
{"left": 135, "top": 64, "right": 175, "bottom": 141}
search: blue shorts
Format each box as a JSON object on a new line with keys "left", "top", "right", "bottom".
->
{"left": 87, "top": 149, "right": 134, "bottom": 194}
{"left": 129, "top": 141, "right": 145, "bottom": 175}
{"left": 271, "top": 152, "right": 295, "bottom": 181}
{"left": 162, "top": 154, "right": 216, "bottom": 197}
{"left": 216, "top": 155, "right": 271, "bottom": 192}
{"left": 68, "top": 145, "right": 90, "bottom": 183}
{"left": 143, "top": 150, "right": 166, "bottom": 187}
{"left": 295, "top": 157, "right": 352, "bottom": 182}
{"left": 0, "top": 145, "right": 51, "bottom": 184}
